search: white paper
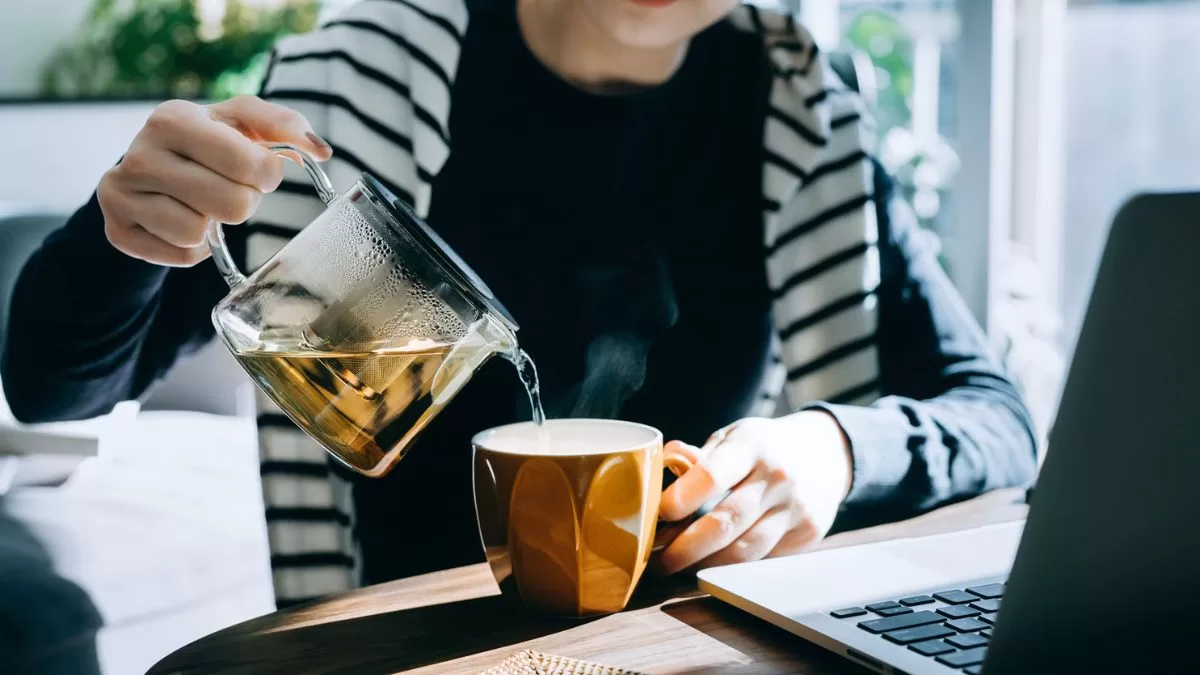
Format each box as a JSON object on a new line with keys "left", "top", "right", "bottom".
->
{"left": 0, "top": 401, "right": 140, "bottom": 457}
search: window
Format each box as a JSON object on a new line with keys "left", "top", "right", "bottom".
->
{"left": 821, "top": 0, "right": 1071, "bottom": 435}
{"left": 1058, "top": 0, "right": 1200, "bottom": 351}
{"left": 993, "top": 0, "right": 1200, "bottom": 433}
{"left": 836, "top": 1, "right": 961, "bottom": 241}
{"left": 811, "top": 1, "right": 984, "bottom": 308}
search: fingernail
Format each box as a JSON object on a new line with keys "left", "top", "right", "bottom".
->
{"left": 305, "top": 131, "right": 332, "bottom": 153}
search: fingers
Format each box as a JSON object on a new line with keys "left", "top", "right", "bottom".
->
{"left": 663, "top": 440, "right": 701, "bottom": 477}
{"left": 103, "top": 210, "right": 210, "bottom": 268}
{"left": 144, "top": 100, "right": 284, "bottom": 194}
{"left": 658, "top": 465, "right": 774, "bottom": 574}
{"left": 98, "top": 96, "right": 326, "bottom": 268}
{"left": 119, "top": 146, "right": 264, "bottom": 225}
{"left": 694, "top": 506, "right": 793, "bottom": 570}
{"left": 122, "top": 192, "right": 210, "bottom": 249}
{"left": 652, "top": 416, "right": 843, "bottom": 576}
{"left": 99, "top": 183, "right": 211, "bottom": 266}
{"left": 209, "top": 95, "right": 333, "bottom": 160}
{"left": 767, "top": 516, "right": 822, "bottom": 558}
{"left": 660, "top": 434, "right": 757, "bottom": 523}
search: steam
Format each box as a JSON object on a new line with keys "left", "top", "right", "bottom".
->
{"left": 569, "top": 332, "right": 651, "bottom": 418}
{"left": 563, "top": 250, "right": 678, "bottom": 419}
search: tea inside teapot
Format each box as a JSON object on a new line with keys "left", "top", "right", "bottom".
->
{"left": 234, "top": 312, "right": 516, "bottom": 477}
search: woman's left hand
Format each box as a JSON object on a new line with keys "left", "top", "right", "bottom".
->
{"left": 655, "top": 411, "right": 854, "bottom": 575}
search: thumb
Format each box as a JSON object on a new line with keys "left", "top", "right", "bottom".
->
{"left": 209, "top": 95, "right": 333, "bottom": 161}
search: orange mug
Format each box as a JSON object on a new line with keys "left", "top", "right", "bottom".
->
{"left": 472, "top": 419, "right": 693, "bottom": 616}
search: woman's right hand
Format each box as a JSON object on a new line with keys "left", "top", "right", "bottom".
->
{"left": 97, "top": 95, "right": 333, "bottom": 267}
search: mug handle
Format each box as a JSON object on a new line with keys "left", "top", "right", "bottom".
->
{"left": 663, "top": 452, "right": 694, "bottom": 479}
{"left": 652, "top": 449, "right": 735, "bottom": 554}
{"left": 205, "top": 143, "right": 338, "bottom": 288}
{"left": 652, "top": 450, "right": 697, "bottom": 554}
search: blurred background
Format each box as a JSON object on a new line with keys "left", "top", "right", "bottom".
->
{"left": 1, "top": 0, "right": 1197, "bottom": 672}
{"left": 5, "top": 0, "right": 1199, "bottom": 426}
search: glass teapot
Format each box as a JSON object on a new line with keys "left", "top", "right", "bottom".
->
{"left": 207, "top": 145, "right": 519, "bottom": 478}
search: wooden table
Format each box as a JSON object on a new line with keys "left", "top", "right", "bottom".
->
{"left": 151, "top": 489, "right": 1027, "bottom": 675}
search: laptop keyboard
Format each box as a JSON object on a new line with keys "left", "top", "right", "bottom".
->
{"left": 829, "top": 581, "right": 1006, "bottom": 673}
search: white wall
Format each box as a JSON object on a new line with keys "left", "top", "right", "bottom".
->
{"left": 0, "top": 101, "right": 252, "bottom": 416}
{"left": 0, "top": 102, "right": 158, "bottom": 211}
{"left": 2, "top": 0, "right": 94, "bottom": 97}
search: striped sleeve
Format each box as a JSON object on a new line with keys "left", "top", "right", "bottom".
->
{"left": 241, "top": 0, "right": 462, "bottom": 607}
{"left": 744, "top": 5, "right": 1035, "bottom": 516}
{"left": 814, "top": 163, "right": 1038, "bottom": 516}
{"left": 240, "top": 32, "right": 361, "bottom": 608}
{"left": 750, "top": 12, "right": 883, "bottom": 411}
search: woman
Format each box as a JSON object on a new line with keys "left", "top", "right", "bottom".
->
{"left": 2, "top": 0, "right": 1036, "bottom": 607}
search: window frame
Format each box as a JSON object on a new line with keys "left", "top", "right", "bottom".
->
{"left": 1007, "top": 0, "right": 1068, "bottom": 318}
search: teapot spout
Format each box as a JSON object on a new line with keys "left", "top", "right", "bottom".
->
{"left": 429, "top": 314, "right": 517, "bottom": 405}
{"left": 477, "top": 312, "right": 519, "bottom": 357}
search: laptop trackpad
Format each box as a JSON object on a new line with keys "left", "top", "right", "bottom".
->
{"left": 889, "top": 520, "right": 1025, "bottom": 579}
{"left": 699, "top": 521, "right": 1025, "bottom": 616}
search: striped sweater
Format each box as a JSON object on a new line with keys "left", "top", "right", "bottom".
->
{"left": 246, "top": 0, "right": 882, "bottom": 604}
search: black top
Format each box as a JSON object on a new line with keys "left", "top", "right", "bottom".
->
{"left": 431, "top": 0, "right": 771, "bottom": 430}
{"left": 1, "top": 4, "right": 1037, "bottom": 586}
{"left": 350, "top": 1, "right": 774, "bottom": 582}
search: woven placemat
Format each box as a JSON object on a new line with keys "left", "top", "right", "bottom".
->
{"left": 478, "top": 649, "right": 648, "bottom": 675}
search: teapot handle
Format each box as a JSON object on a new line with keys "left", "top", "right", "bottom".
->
{"left": 206, "top": 143, "right": 338, "bottom": 288}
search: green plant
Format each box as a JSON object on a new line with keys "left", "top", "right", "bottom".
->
{"left": 41, "top": 0, "right": 320, "bottom": 100}
{"left": 843, "top": 9, "right": 960, "bottom": 252}
{"left": 843, "top": 9, "right": 915, "bottom": 141}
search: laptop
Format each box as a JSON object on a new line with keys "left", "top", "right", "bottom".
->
{"left": 697, "top": 192, "right": 1200, "bottom": 674}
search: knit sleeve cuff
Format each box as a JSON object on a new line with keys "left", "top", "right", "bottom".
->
{"left": 804, "top": 402, "right": 916, "bottom": 507}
